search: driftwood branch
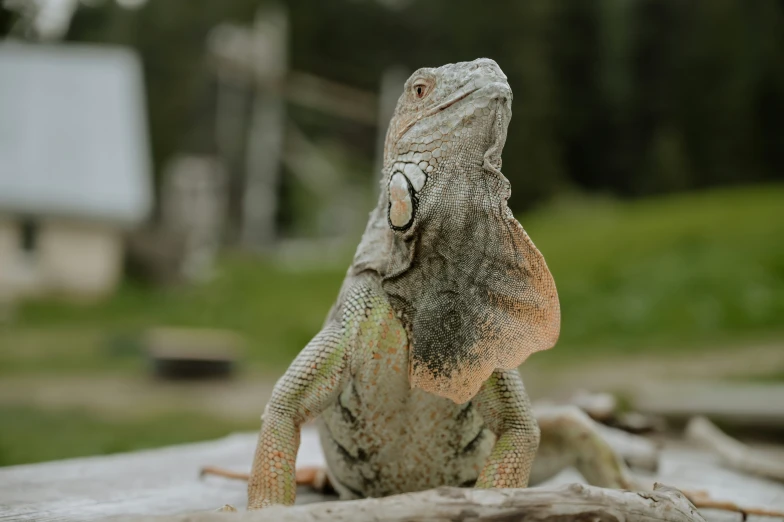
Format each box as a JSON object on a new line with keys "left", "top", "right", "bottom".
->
{"left": 686, "top": 416, "right": 784, "bottom": 482}
{"left": 596, "top": 422, "right": 660, "bottom": 472}
{"left": 119, "top": 483, "right": 705, "bottom": 522}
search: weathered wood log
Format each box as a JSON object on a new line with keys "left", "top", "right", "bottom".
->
{"left": 118, "top": 483, "right": 706, "bottom": 522}
{"left": 613, "top": 411, "right": 668, "bottom": 434}
{"left": 535, "top": 391, "right": 618, "bottom": 422}
{"left": 686, "top": 416, "right": 784, "bottom": 482}
{"left": 632, "top": 382, "right": 784, "bottom": 429}
{"left": 145, "top": 327, "right": 245, "bottom": 380}
{"left": 595, "top": 422, "right": 660, "bottom": 472}
{"left": 569, "top": 390, "right": 618, "bottom": 421}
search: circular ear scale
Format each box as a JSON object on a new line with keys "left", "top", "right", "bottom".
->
{"left": 387, "top": 172, "right": 416, "bottom": 231}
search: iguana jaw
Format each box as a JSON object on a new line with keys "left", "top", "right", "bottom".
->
{"left": 384, "top": 82, "right": 512, "bottom": 234}
{"left": 383, "top": 59, "right": 511, "bottom": 170}
{"left": 425, "top": 85, "right": 477, "bottom": 117}
{"left": 385, "top": 80, "right": 512, "bottom": 236}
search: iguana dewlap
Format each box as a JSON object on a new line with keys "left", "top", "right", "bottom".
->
{"left": 247, "top": 58, "right": 566, "bottom": 508}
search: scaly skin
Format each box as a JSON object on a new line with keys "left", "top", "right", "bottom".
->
{"left": 248, "top": 275, "right": 541, "bottom": 508}
{"left": 246, "top": 59, "right": 633, "bottom": 509}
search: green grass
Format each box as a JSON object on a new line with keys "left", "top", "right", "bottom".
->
{"left": 0, "top": 258, "right": 346, "bottom": 376}
{"left": 524, "top": 185, "right": 784, "bottom": 359}
{"left": 0, "top": 405, "right": 256, "bottom": 466}
{"left": 734, "top": 371, "right": 784, "bottom": 383}
{"left": 2, "top": 184, "right": 782, "bottom": 375}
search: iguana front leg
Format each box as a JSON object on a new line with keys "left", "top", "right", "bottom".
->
{"left": 247, "top": 323, "right": 351, "bottom": 509}
{"left": 473, "top": 369, "right": 540, "bottom": 488}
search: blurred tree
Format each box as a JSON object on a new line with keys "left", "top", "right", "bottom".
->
{"left": 53, "top": 0, "right": 784, "bottom": 218}
{"left": 0, "top": 4, "right": 19, "bottom": 36}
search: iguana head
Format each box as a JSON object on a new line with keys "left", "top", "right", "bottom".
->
{"left": 354, "top": 58, "right": 560, "bottom": 404}
{"left": 382, "top": 58, "right": 512, "bottom": 230}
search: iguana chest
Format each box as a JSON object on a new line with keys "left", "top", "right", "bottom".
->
{"left": 317, "top": 291, "right": 494, "bottom": 498}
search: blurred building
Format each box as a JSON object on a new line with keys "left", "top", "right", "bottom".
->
{"left": 0, "top": 43, "right": 152, "bottom": 300}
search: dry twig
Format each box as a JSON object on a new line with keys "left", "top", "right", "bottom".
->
{"left": 686, "top": 416, "right": 784, "bottom": 482}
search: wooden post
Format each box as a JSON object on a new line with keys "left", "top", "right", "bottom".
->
{"left": 160, "top": 155, "right": 227, "bottom": 282}
{"left": 373, "top": 66, "right": 409, "bottom": 190}
{"left": 240, "top": 5, "right": 288, "bottom": 249}
{"left": 208, "top": 12, "right": 381, "bottom": 250}
{"left": 212, "top": 57, "right": 250, "bottom": 245}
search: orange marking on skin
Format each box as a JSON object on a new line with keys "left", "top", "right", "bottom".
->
{"left": 373, "top": 352, "right": 382, "bottom": 360}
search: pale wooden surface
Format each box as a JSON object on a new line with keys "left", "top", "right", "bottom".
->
{"left": 1, "top": 426, "right": 783, "bottom": 522}
{"left": 0, "top": 427, "right": 327, "bottom": 521}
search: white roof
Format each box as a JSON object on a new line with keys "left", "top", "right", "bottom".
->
{"left": 0, "top": 43, "right": 152, "bottom": 226}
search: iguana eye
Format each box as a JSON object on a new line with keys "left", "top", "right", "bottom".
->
{"left": 413, "top": 82, "right": 429, "bottom": 99}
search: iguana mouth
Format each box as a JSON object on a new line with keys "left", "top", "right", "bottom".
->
{"left": 426, "top": 87, "right": 478, "bottom": 116}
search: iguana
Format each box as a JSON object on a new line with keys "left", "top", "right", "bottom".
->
{"left": 207, "top": 58, "right": 636, "bottom": 509}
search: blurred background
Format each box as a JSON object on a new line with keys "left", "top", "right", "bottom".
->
{"left": 0, "top": 0, "right": 782, "bottom": 466}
